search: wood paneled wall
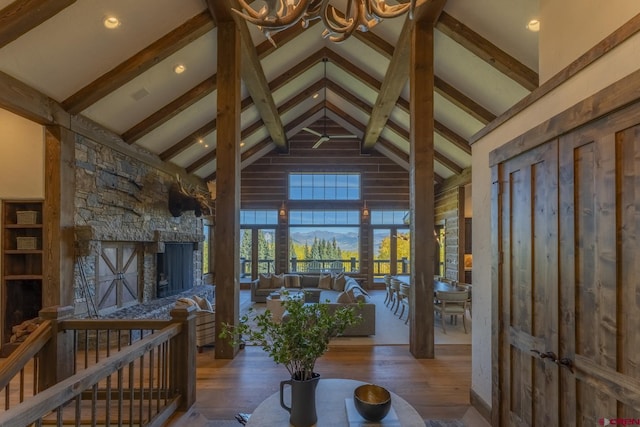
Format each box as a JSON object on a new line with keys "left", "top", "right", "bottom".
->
{"left": 434, "top": 170, "right": 471, "bottom": 282}
{"left": 240, "top": 133, "right": 409, "bottom": 280}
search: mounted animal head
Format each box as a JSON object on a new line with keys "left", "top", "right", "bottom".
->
{"left": 168, "top": 177, "right": 214, "bottom": 218}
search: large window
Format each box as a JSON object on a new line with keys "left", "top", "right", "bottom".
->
{"left": 289, "top": 173, "right": 361, "bottom": 200}
{"left": 371, "top": 210, "right": 411, "bottom": 278}
{"left": 289, "top": 209, "right": 360, "bottom": 273}
{"left": 240, "top": 210, "right": 278, "bottom": 281}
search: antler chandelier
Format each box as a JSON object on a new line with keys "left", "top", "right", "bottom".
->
{"left": 233, "top": 0, "right": 417, "bottom": 44}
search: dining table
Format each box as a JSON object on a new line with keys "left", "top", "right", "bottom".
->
{"left": 393, "top": 275, "right": 465, "bottom": 293}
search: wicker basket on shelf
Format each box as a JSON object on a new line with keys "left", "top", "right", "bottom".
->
{"left": 16, "top": 237, "right": 38, "bottom": 250}
{"left": 16, "top": 211, "right": 38, "bottom": 224}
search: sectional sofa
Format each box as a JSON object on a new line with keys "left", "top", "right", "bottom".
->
{"left": 250, "top": 272, "right": 376, "bottom": 336}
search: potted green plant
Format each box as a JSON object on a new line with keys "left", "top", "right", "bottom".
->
{"left": 219, "top": 292, "right": 362, "bottom": 427}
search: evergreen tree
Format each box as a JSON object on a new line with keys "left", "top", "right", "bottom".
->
{"left": 240, "top": 229, "right": 252, "bottom": 259}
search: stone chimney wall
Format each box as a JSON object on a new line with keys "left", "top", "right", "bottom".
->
{"left": 73, "top": 134, "right": 205, "bottom": 316}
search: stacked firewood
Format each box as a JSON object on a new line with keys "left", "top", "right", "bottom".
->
{"left": 10, "top": 318, "right": 42, "bottom": 343}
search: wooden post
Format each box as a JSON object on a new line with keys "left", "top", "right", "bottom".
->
{"left": 214, "top": 14, "right": 241, "bottom": 359}
{"left": 38, "top": 306, "right": 74, "bottom": 391}
{"left": 170, "top": 305, "right": 197, "bottom": 410}
{"left": 410, "top": 15, "right": 436, "bottom": 358}
{"left": 43, "top": 126, "right": 75, "bottom": 307}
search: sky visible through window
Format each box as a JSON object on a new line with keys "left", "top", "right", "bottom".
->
{"left": 289, "top": 173, "right": 360, "bottom": 200}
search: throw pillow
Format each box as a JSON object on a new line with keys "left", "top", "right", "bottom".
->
{"left": 336, "top": 291, "right": 353, "bottom": 303}
{"left": 176, "top": 297, "right": 200, "bottom": 310}
{"left": 331, "top": 273, "right": 346, "bottom": 291}
{"left": 347, "top": 288, "right": 367, "bottom": 303}
{"left": 258, "top": 273, "right": 272, "bottom": 289}
{"left": 284, "top": 274, "right": 301, "bottom": 288}
{"left": 318, "top": 273, "right": 332, "bottom": 290}
{"left": 272, "top": 273, "right": 285, "bottom": 288}
{"left": 193, "top": 295, "right": 213, "bottom": 311}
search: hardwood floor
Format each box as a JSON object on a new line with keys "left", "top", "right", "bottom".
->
{"left": 170, "top": 344, "right": 472, "bottom": 424}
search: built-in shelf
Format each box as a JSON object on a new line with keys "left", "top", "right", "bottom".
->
{"left": 2, "top": 200, "right": 44, "bottom": 356}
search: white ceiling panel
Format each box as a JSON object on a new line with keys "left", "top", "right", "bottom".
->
{"left": 83, "top": 31, "right": 218, "bottom": 133}
{"left": 136, "top": 91, "right": 217, "bottom": 153}
{"left": 0, "top": 0, "right": 205, "bottom": 100}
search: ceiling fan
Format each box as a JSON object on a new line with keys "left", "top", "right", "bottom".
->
{"left": 302, "top": 58, "right": 356, "bottom": 149}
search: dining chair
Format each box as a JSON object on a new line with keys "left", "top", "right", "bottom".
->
{"left": 398, "top": 283, "right": 411, "bottom": 324}
{"left": 383, "top": 275, "right": 394, "bottom": 306}
{"left": 434, "top": 289, "right": 469, "bottom": 333}
{"left": 390, "top": 278, "right": 402, "bottom": 314}
{"left": 458, "top": 283, "right": 472, "bottom": 318}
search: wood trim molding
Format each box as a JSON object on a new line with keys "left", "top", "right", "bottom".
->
{"left": 0, "top": 0, "right": 76, "bottom": 49}
{"left": 489, "top": 66, "right": 640, "bottom": 166}
{"left": 472, "top": 12, "right": 640, "bottom": 145}
{"left": 469, "top": 389, "right": 492, "bottom": 423}
{"left": 436, "top": 11, "right": 538, "bottom": 91}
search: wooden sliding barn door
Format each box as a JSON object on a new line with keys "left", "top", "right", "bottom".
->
{"left": 557, "top": 113, "right": 640, "bottom": 425}
{"left": 494, "top": 102, "right": 640, "bottom": 426}
{"left": 496, "top": 141, "right": 560, "bottom": 426}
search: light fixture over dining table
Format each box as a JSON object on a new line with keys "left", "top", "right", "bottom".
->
{"left": 233, "top": 0, "right": 418, "bottom": 44}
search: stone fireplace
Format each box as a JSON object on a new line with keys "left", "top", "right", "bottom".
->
{"left": 73, "top": 134, "right": 207, "bottom": 317}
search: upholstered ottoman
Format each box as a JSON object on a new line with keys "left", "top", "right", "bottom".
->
{"left": 303, "top": 288, "right": 322, "bottom": 303}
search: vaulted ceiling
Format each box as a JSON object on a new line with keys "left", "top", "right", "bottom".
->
{"left": 0, "top": 0, "right": 539, "bottom": 185}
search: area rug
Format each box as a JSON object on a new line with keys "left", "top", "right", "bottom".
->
{"left": 239, "top": 290, "right": 471, "bottom": 346}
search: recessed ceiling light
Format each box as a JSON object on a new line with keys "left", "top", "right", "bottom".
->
{"left": 174, "top": 64, "right": 186, "bottom": 74}
{"left": 103, "top": 16, "right": 121, "bottom": 29}
{"left": 240, "top": 142, "right": 246, "bottom": 147}
{"left": 198, "top": 138, "right": 204, "bottom": 144}
{"left": 527, "top": 19, "right": 540, "bottom": 32}
{"left": 204, "top": 144, "right": 209, "bottom": 148}
{"left": 312, "top": 92, "right": 319, "bottom": 99}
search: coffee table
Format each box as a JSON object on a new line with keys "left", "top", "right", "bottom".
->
{"left": 245, "top": 378, "right": 424, "bottom": 426}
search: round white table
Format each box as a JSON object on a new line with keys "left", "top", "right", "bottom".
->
{"left": 245, "top": 378, "right": 424, "bottom": 426}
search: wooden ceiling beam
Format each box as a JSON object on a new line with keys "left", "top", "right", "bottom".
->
{"left": 62, "top": 11, "right": 215, "bottom": 114}
{"left": 436, "top": 11, "right": 538, "bottom": 91}
{"left": 256, "top": 20, "right": 320, "bottom": 59}
{"left": 394, "top": 95, "right": 471, "bottom": 154}
{"left": 159, "top": 119, "right": 217, "bottom": 161}
{"left": 123, "top": 75, "right": 217, "bottom": 144}
{"left": 434, "top": 75, "right": 496, "bottom": 124}
{"left": 186, "top": 148, "right": 216, "bottom": 174}
{"left": 209, "top": 0, "right": 288, "bottom": 153}
{"left": 325, "top": 101, "right": 366, "bottom": 135}
{"left": 362, "top": 0, "right": 446, "bottom": 152}
{"left": 353, "top": 20, "right": 496, "bottom": 126}
{"left": 0, "top": 0, "right": 76, "bottom": 49}
{"left": 277, "top": 79, "right": 327, "bottom": 116}
{"left": 433, "top": 121, "right": 471, "bottom": 154}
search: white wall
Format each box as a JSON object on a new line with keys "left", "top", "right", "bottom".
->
{"left": 539, "top": 0, "right": 640, "bottom": 83}
{"left": 471, "top": 29, "right": 640, "bottom": 408}
{"left": 0, "top": 109, "right": 44, "bottom": 198}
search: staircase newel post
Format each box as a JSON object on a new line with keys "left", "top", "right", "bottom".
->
{"left": 170, "top": 305, "right": 197, "bottom": 410}
{"left": 38, "top": 305, "right": 75, "bottom": 392}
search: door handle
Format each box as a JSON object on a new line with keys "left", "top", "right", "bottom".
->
{"left": 557, "top": 357, "right": 574, "bottom": 374}
{"left": 530, "top": 349, "right": 557, "bottom": 361}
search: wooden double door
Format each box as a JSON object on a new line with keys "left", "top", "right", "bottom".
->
{"left": 494, "top": 103, "right": 640, "bottom": 425}
{"left": 96, "top": 242, "right": 141, "bottom": 313}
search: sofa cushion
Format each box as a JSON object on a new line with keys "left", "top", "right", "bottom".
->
{"left": 300, "top": 274, "right": 319, "bottom": 288}
{"left": 258, "top": 273, "right": 272, "bottom": 289}
{"left": 284, "top": 274, "right": 301, "bottom": 288}
{"left": 331, "top": 273, "right": 347, "bottom": 291}
{"left": 192, "top": 295, "right": 213, "bottom": 311}
{"left": 176, "top": 297, "right": 200, "bottom": 310}
{"left": 272, "top": 273, "right": 285, "bottom": 288}
{"left": 336, "top": 291, "right": 353, "bottom": 303}
{"left": 318, "top": 273, "right": 332, "bottom": 290}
